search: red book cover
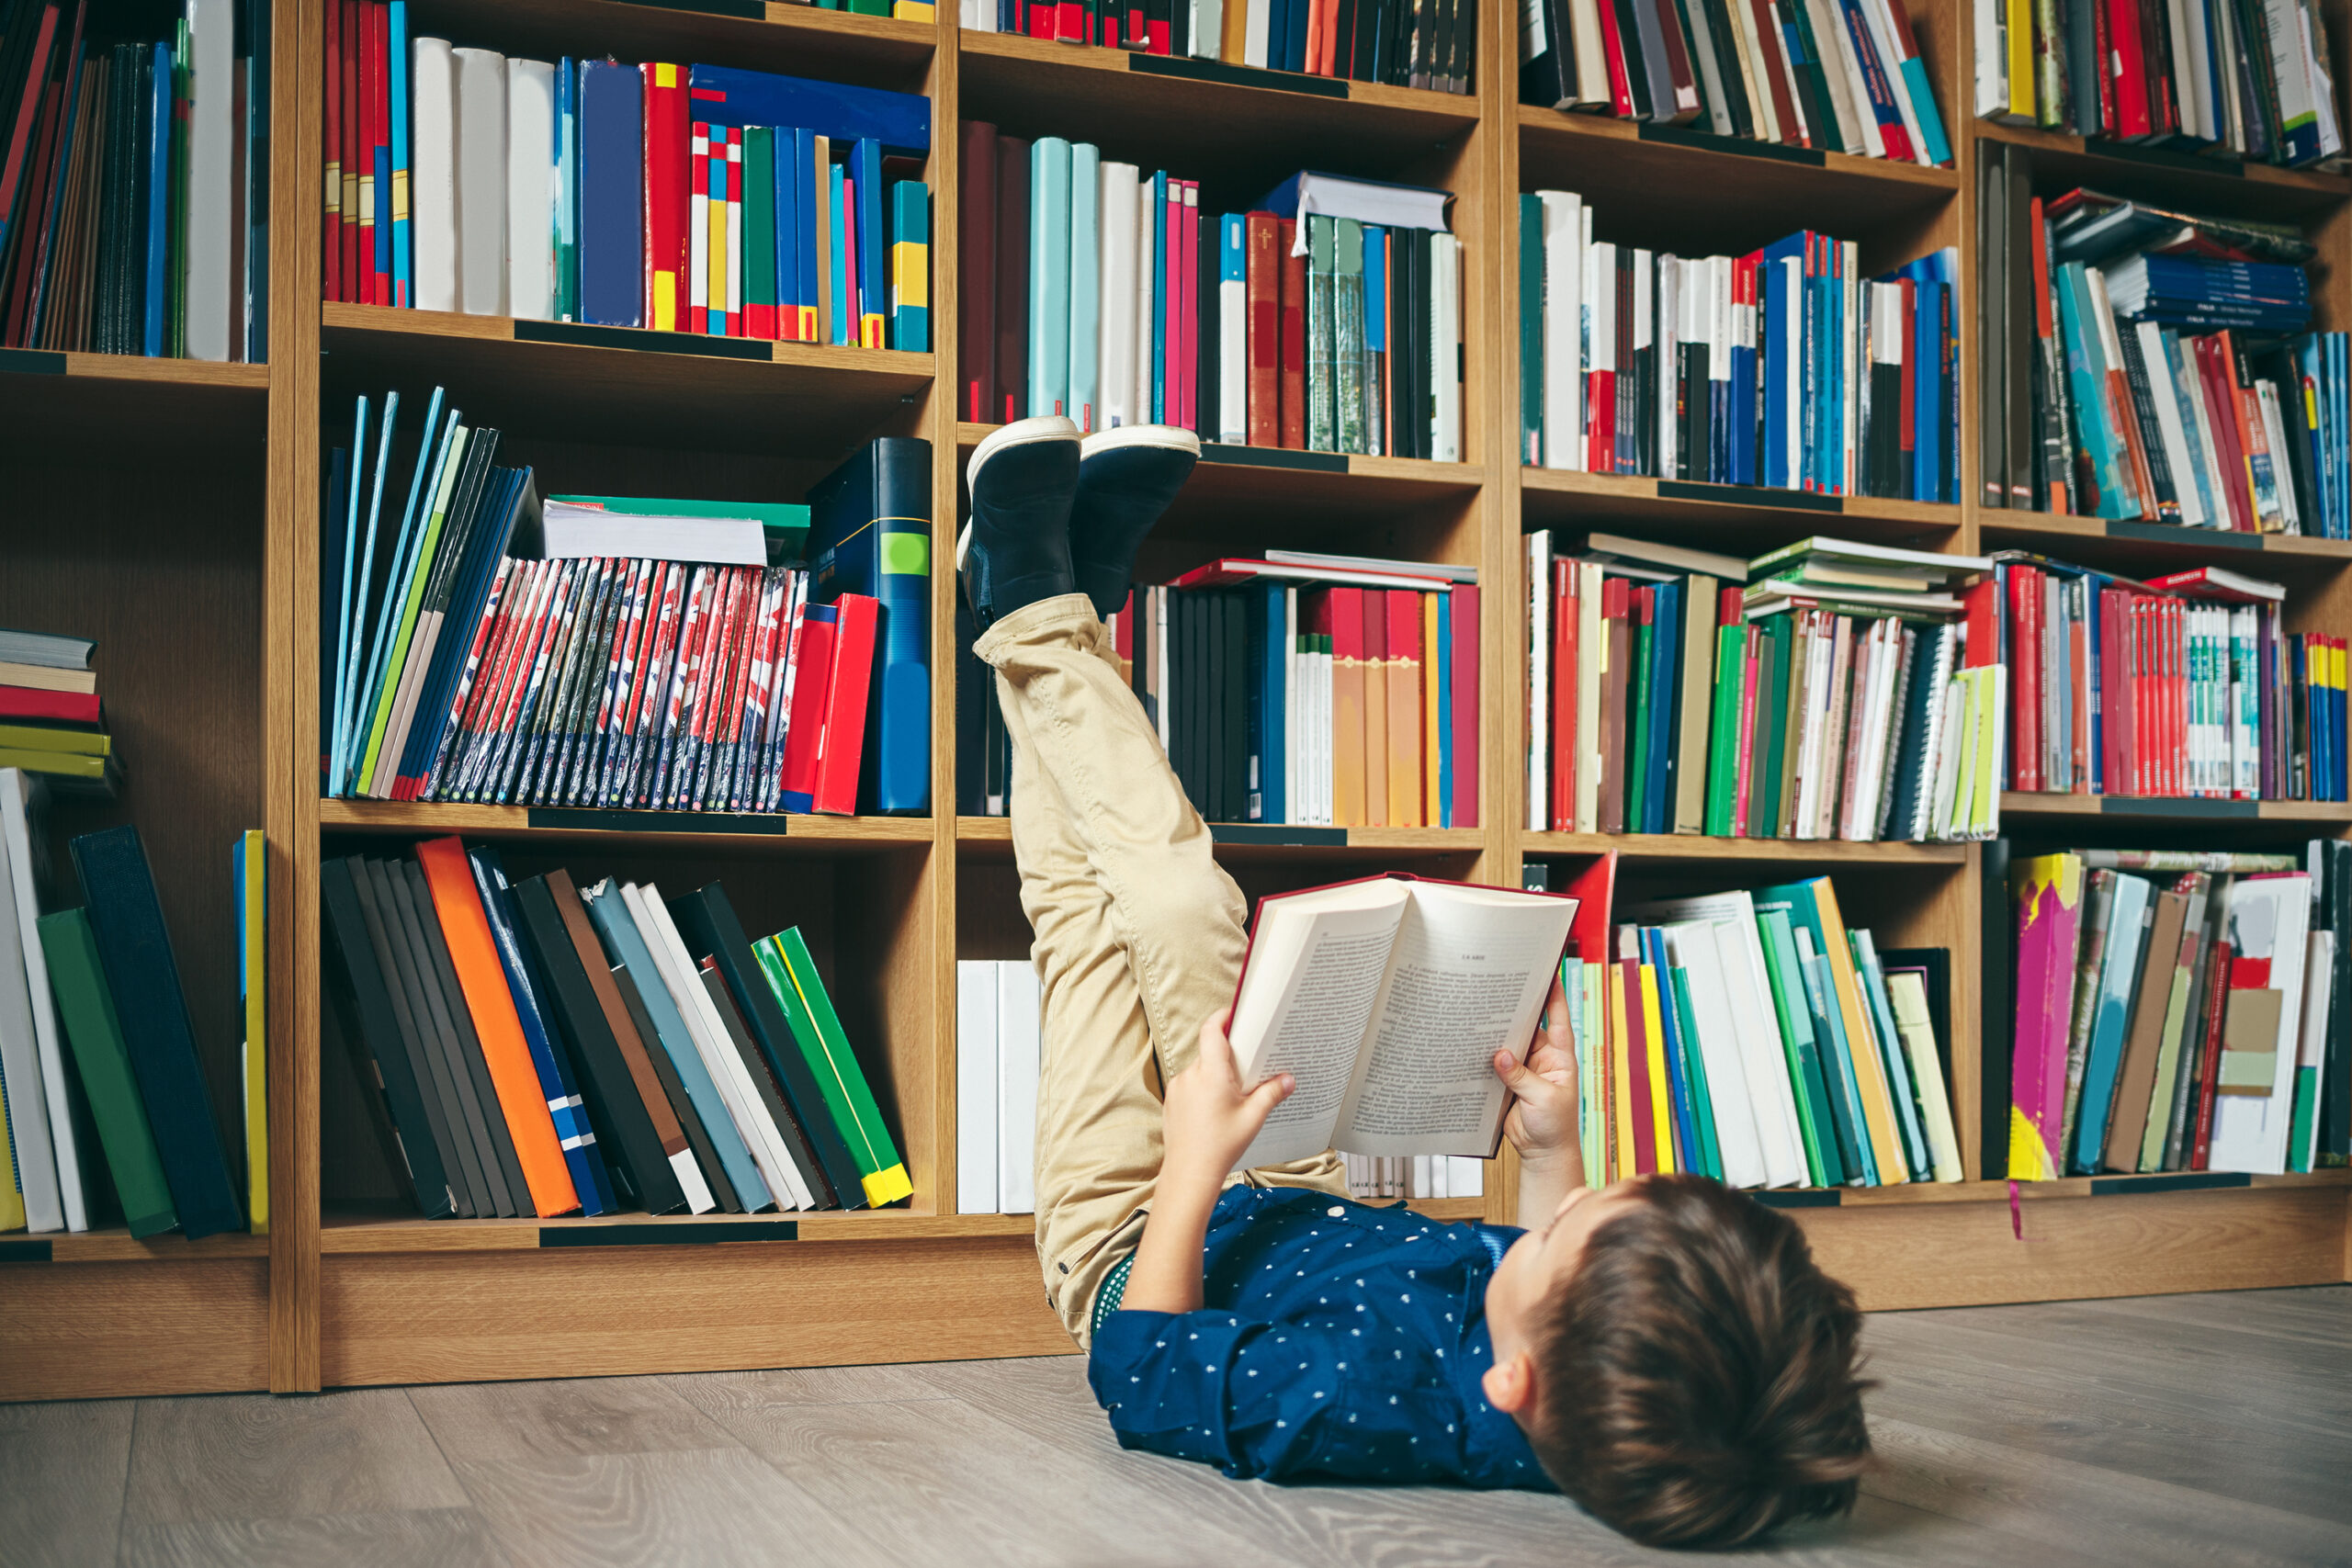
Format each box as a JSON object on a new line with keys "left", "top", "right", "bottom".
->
{"left": 1594, "top": 0, "right": 1635, "bottom": 117}
{"left": 676, "top": 567, "right": 742, "bottom": 804}
{"left": 1164, "top": 180, "right": 1183, "bottom": 425}
{"left": 445, "top": 561, "right": 541, "bottom": 798}
{"left": 2029, "top": 200, "right": 2067, "bottom": 510}
{"left": 812, "top": 593, "right": 878, "bottom": 815}
{"left": 1148, "top": 6, "right": 1170, "bottom": 53}
{"left": 621, "top": 563, "right": 686, "bottom": 803}
{"left": 1451, "top": 583, "right": 1479, "bottom": 829}
{"left": 2106, "top": 0, "right": 2151, "bottom": 138}
{"left": 689, "top": 123, "right": 710, "bottom": 333}
{"left": 368, "top": 1, "right": 391, "bottom": 305}
{"left": 2188, "top": 937, "right": 2233, "bottom": 1166}
{"left": 2199, "top": 336, "right": 2255, "bottom": 533}
{"left": 2141, "top": 0, "right": 2177, "bottom": 138}
{"left": 777, "top": 603, "right": 837, "bottom": 812}
{"left": 1246, "top": 211, "right": 1280, "bottom": 446}
{"left": 1742, "top": 0, "right": 1803, "bottom": 144}
{"left": 1057, "top": 0, "right": 1084, "bottom": 40}
{"left": 322, "top": 0, "right": 342, "bottom": 300}
{"left": 1278, "top": 219, "right": 1306, "bottom": 448}
{"left": 2, "top": 77, "right": 63, "bottom": 343}
{"left": 1026, "top": 0, "right": 1052, "bottom": 37}
{"left": 0, "top": 684, "right": 100, "bottom": 724}
{"left": 2070, "top": 587, "right": 2090, "bottom": 791}
{"left": 1127, "top": 0, "right": 1146, "bottom": 48}
{"left": 1618, "top": 955, "right": 1657, "bottom": 1173}
{"left": 1306, "top": 0, "right": 1326, "bottom": 75}
{"left": 2123, "top": 594, "right": 2145, "bottom": 796}
{"left": 2009, "top": 568, "right": 2034, "bottom": 790}
{"left": 2090, "top": 0, "right": 2117, "bottom": 131}
{"left": 642, "top": 64, "right": 690, "bottom": 333}
{"left": 959, "top": 120, "right": 998, "bottom": 423}
{"left": 1959, "top": 578, "right": 1999, "bottom": 669}
{"left": 404, "top": 560, "right": 517, "bottom": 800}
{"left": 341, "top": 0, "right": 361, "bottom": 300}
{"left": 2166, "top": 599, "right": 2186, "bottom": 796}
{"left": 725, "top": 131, "right": 746, "bottom": 337}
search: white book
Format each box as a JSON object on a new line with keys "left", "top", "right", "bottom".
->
{"left": 1805, "top": 0, "right": 1875, "bottom": 154}
{"left": 1973, "top": 0, "right": 2004, "bottom": 117}
{"left": 1245, "top": 0, "right": 1272, "bottom": 66}
{"left": 1412, "top": 1154, "right": 1433, "bottom": 1198}
{"left": 2138, "top": 323, "right": 2204, "bottom": 527}
{"left": 1724, "top": 0, "right": 1778, "bottom": 142}
{"left": 1536, "top": 192, "right": 1583, "bottom": 471}
{"left": 1193, "top": 0, "right": 1224, "bottom": 57}
{"left": 1656, "top": 258, "right": 1680, "bottom": 478}
{"left": 1567, "top": 0, "right": 1611, "bottom": 105}
{"left": 1219, "top": 218, "right": 1247, "bottom": 444}
{"left": 690, "top": 122, "right": 710, "bottom": 325}
{"left": 1430, "top": 232, "right": 1461, "bottom": 462}
{"left": 2209, "top": 874, "right": 2313, "bottom": 1173}
{"left": 1283, "top": 587, "right": 1299, "bottom": 822}
{"left": 184, "top": 0, "right": 235, "bottom": 360}
{"left": 1069, "top": 143, "right": 1102, "bottom": 434}
{"left": 2292, "top": 930, "right": 2335, "bottom": 1170}
{"left": 956, "top": 961, "right": 999, "bottom": 1214}
{"left": 1227, "top": 877, "right": 1579, "bottom": 1169}
{"left": 1098, "top": 163, "right": 1139, "bottom": 431}
{"left": 453, "top": 46, "right": 509, "bottom": 316}
{"left": 1449, "top": 1156, "right": 1484, "bottom": 1196}
{"left": 412, "top": 39, "right": 458, "bottom": 311}
{"left": 504, "top": 60, "right": 555, "bottom": 321}
{"left": 0, "top": 775, "right": 71, "bottom": 1232}
{"left": 997, "top": 960, "right": 1040, "bottom": 1213}
{"left": 1656, "top": 919, "right": 1770, "bottom": 1188}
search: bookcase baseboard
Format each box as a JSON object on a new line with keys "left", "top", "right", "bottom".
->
{"left": 0, "top": 1259, "right": 269, "bottom": 1403}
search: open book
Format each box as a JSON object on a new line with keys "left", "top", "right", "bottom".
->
{"left": 1227, "top": 874, "right": 1579, "bottom": 1170}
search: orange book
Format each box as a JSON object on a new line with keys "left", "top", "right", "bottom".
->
{"left": 1314, "top": 588, "right": 1367, "bottom": 826}
{"left": 1421, "top": 592, "right": 1442, "bottom": 826}
{"left": 413, "top": 836, "right": 582, "bottom": 1216}
{"left": 1361, "top": 589, "right": 1389, "bottom": 826}
{"left": 1385, "top": 590, "right": 1423, "bottom": 826}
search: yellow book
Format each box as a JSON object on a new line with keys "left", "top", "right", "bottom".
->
{"left": 0, "top": 1066, "right": 24, "bottom": 1232}
{"left": 2004, "top": 0, "right": 2034, "bottom": 121}
{"left": 1608, "top": 963, "right": 1634, "bottom": 1182}
{"left": 0, "top": 724, "right": 108, "bottom": 756}
{"left": 1811, "top": 878, "right": 1911, "bottom": 1183}
{"left": 1638, "top": 962, "right": 1677, "bottom": 1174}
{"left": 239, "top": 830, "right": 268, "bottom": 1235}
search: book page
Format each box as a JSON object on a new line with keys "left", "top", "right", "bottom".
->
{"left": 1332, "top": 884, "right": 1579, "bottom": 1158}
{"left": 1228, "top": 886, "right": 1411, "bottom": 1170}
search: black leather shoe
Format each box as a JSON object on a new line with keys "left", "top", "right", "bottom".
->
{"left": 959, "top": 415, "right": 1081, "bottom": 628}
{"left": 1069, "top": 424, "right": 1201, "bottom": 619}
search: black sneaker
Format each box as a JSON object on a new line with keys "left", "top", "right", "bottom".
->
{"left": 1069, "top": 424, "right": 1201, "bottom": 620}
{"left": 958, "top": 415, "right": 1081, "bottom": 628}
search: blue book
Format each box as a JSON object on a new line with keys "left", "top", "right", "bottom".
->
{"left": 551, "top": 58, "right": 575, "bottom": 320}
{"left": 468, "top": 845, "right": 617, "bottom": 1215}
{"left": 390, "top": 4, "right": 413, "bottom": 305}
{"left": 853, "top": 138, "right": 886, "bottom": 347}
{"left": 1254, "top": 581, "right": 1285, "bottom": 824}
{"left": 399, "top": 468, "right": 537, "bottom": 795}
{"left": 1067, "top": 143, "right": 1099, "bottom": 427}
{"left": 829, "top": 159, "right": 850, "bottom": 345}
{"left": 2073, "top": 872, "right": 2152, "bottom": 1172}
{"left": 1852, "top": 933, "right": 1928, "bottom": 1179}
{"left": 349, "top": 392, "right": 453, "bottom": 793}
{"left": 144, "top": 41, "right": 172, "bottom": 356}
{"left": 1640, "top": 927, "right": 1702, "bottom": 1173}
{"left": 1912, "top": 276, "right": 1941, "bottom": 502}
{"left": 795, "top": 129, "right": 821, "bottom": 343}
{"left": 336, "top": 395, "right": 400, "bottom": 789}
{"left": 1028, "top": 139, "right": 1071, "bottom": 419}
{"left": 578, "top": 60, "right": 643, "bottom": 327}
{"left": 807, "top": 439, "right": 933, "bottom": 814}
{"left": 1150, "top": 171, "right": 1168, "bottom": 423}
{"left": 888, "top": 178, "right": 928, "bottom": 352}
{"left": 777, "top": 130, "right": 803, "bottom": 337}
{"left": 684, "top": 64, "right": 930, "bottom": 152}
{"left": 1759, "top": 233, "right": 1804, "bottom": 490}
{"left": 1645, "top": 581, "right": 1678, "bottom": 834}
{"left": 581, "top": 882, "right": 773, "bottom": 1212}
{"left": 1362, "top": 221, "right": 1385, "bottom": 452}
{"left": 1283, "top": 0, "right": 1310, "bottom": 74}
{"left": 1435, "top": 589, "right": 1453, "bottom": 828}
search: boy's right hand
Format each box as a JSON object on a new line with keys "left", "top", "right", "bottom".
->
{"left": 1160, "top": 1010, "right": 1294, "bottom": 1189}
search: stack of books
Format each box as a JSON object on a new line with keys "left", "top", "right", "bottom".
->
{"left": 321, "top": 841, "right": 911, "bottom": 1217}
{"left": 0, "top": 0, "right": 270, "bottom": 362}
{"left": 1992, "top": 559, "right": 2344, "bottom": 802}
{"left": 322, "top": 13, "right": 932, "bottom": 348}
{"left": 2, "top": 806, "right": 255, "bottom": 1239}
{"left": 0, "top": 627, "right": 119, "bottom": 798}
{"left": 1980, "top": 164, "right": 2347, "bottom": 535}
{"left": 1527, "top": 534, "right": 2003, "bottom": 841}
{"left": 1555, "top": 864, "right": 1963, "bottom": 1189}
{"left": 2006, "top": 845, "right": 2352, "bottom": 1180}
{"left": 1518, "top": 192, "right": 1959, "bottom": 502}
{"left": 963, "top": 0, "right": 1478, "bottom": 94}
{"left": 1343, "top": 1154, "right": 1483, "bottom": 1199}
{"left": 1974, "top": 0, "right": 2346, "bottom": 166}
{"left": 324, "top": 395, "right": 931, "bottom": 815}
{"left": 1521, "top": 0, "right": 1950, "bottom": 166}
{"left": 957, "top": 552, "right": 1481, "bottom": 828}
{"left": 960, "top": 142, "right": 1465, "bottom": 462}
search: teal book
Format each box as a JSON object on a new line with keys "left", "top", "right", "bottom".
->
{"left": 2055, "top": 263, "right": 2133, "bottom": 520}
{"left": 1851, "top": 930, "right": 1930, "bottom": 1180}
{"left": 1666, "top": 966, "right": 1722, "bottom": 1180}
{"left": 38, "top": 908, "right": 177, "bottom": 1237}
{"left": 1334, "top": 219, "right": 1365, "bottom": 456}
{"left": 1306, "top": 215, "right": 1336, "bottom": 451}
{"left": 829, "top": 160, "right": 851, "bottom": 346}
{"left": 1065, "top": 144, "right": 1098, "bottom": 428}
{"left": 1520, "top": 192, "right": 1544, "bottom": 466}
{"left": 1626, "top": 593, "right": 1655, "bottom": 834}
{"left": 888, "top": 179, "right": 929, "bottom": 353}
{"left": 1362, "top": 224, "right": 1385, "bottom": 456}
{"left": 2073, "top": 872, "right": 2152, "bottom": 1172}
{"left": 1757, "top": 908, "right": 1843, "bottom": 1186}
{"left": 1028, "top": 138, "right": 1072, "bottom": 422}
{"left": 1800, "top": 938, "right": 1877, "bottom": 1184}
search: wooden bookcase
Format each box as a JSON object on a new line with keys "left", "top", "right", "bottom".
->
{"left": 3, "top": 0, "right": 2348, "bottom": 1404}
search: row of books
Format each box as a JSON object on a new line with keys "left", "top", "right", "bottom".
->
{"left": 1980, "top": 158, "right": 2346, "bottom": 536}
{"left": 0, "top": 625, "right": 119, "bottom": 797}
{"left": 1539, "top": 860, "right": 1962, "bottom": 1189}
{"left": 1521, "top": 0, "right": 1951, "bottom": 165}
{"left": 322, "top": 394, "right": 933, "bottom": 814}
{"left": 1517, "top": 191, "right": 1959, "bottom": 502}
{"left": 0, "top": 0, "right": 269, "bottom": 361}
{"left": 962, "top": 0, "right": 1477, "bottom": 94}
{"left": 322, "top": 841, "right": 911, "bottom": 1218}
{"left": 1526, "top": 533, "right": 2005, "bottom": 841}
{"left": 2, "top": 802, "right": 261, "bottom": 1239}
{"left": 2007, "top": 844, "right": 2350, "bottom": 1180}
{"left": 1992, "top": 558, "right": 2346, "bottom": 802}
{"left": 1343, "top": 1154, "right": 1485, "bottom": 1199}
{"left": 959, "top": 136, "right": 1465, "bottom": 462}
{"left": 1973, "top": 0, "right": 2346, "bottom": 165}
{"left": 321, "top": 6, "right": 933, "bottom": 346}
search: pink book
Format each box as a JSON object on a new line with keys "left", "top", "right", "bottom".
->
{"left": 1451, "top": 584, "right": 1479, "bottom": 829}
{"left": 1179, "top": 182, "right": 1200, "bottom": 434}
{"left": 2008, "top": 853, "right": 2085, "bottom": 1179}
{"left": 1166, "top": 178, "right": 1184, "bottom": 426}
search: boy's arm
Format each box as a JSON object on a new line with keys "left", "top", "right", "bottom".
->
{"left": 1494, "top": 973, "right": 1586, "bottom": 1224}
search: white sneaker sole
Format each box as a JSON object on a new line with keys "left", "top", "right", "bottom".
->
{"left": 967, "top": 414, "right": 1080, "bottom": 495}
{"left": 1080, "top": 423, "right": 1203, "bottom": 461}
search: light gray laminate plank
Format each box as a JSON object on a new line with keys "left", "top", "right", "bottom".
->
{"left": 660, "top": 1361, "right": 960, "bottom": 1408}
{"left": 0, "top": 1397, "right": 134, "bottom": 1568}
{"left": 448, "top": 1447, "right": 887, "bottom": 1568}
{"left": 410, "top": 1376, "right": 741, "bottom": 1464}
{"left": 1865, "top": 1415, "right": 2350, "bottom": 1568}
{"left": 2062, "top": 1285, "right": 2352, "bottom": 1350}
{"left": 119, "top": 1507, "right": 509, "bottom": 1568}
{"left": 122, "top": 1388, "right": 469, "bottom": 1526}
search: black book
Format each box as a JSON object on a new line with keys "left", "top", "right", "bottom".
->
{"left": 1778, "top": 0, "right": 1839, "bottom": 152}
{"left": 1698, "top": 0, "right": 1752, "bottom": 137}
{"left": 2251, "top": 341, "right": 2318, "bottom": 529}
{"left": 1408, "top": 0, "right": 1432, "bottom": 88}
{"left": 1202, "top": 592, "right": 1223, "bottom": 819}
{"left": 1392, "top": 230, "right": 1418, "bottom": 461}
{"left": 350, "top": 855, "right": 484, "bottom": 1215}
{"left": 1198, "top": 207, "right": 1220, "bottom": 442}
{"left": 1980, "top": 837, "right": 2013, "bottom": 1178}
{"left": 1351, "top": 0, "right": 1383, "bottom": 83}
{"left": 611, "top": 960, "right": 741, "bottom": 1213}
{"left": 319, "top": 857, "right": 458, "bottom": 1219}
{"left": 1223, "top": 590, "right": 1248, "bottom": 819}
{"left": 2320, "top": 840, "right": 2351, "bottom": 1165}
{"left": 1978, "top": 141, "right": 2007, "bottom": 508}
{"left": 955, "top": 604, "right": 987, "bottom": 814}
{"left": 2111, "top": 323, "right": 2180, "bottom": 522}
{"left": 401, "top": 859, "right": 531, "bottom": 1216}
{"left": 2063, "top": 0, "right": 2101, "bottom": 136}
{"left": 2004, "top": 146, "right": 2036, "bottom": 510}
{"left": 698, "top": 960, "right": 823, "bottom": 1211}
{"left": 665, "top": 882, "right": 861, "bottom": 1209}
{"left": 510, "top": 874, "right": 689, "bottom": 1215}
{"left": 68, "top": 826, "right": 244, "bottom": 1237}
{"left": 371, "top": 855, "right": 511, "bottom": 1216}
{"left": 1189, "top": 591, "right": 1211, "bottom": 815}
{"left": 1430, "top": 0, "right": 1456, "bottom": 96}
{"left": 1521, "top": 0, "right": 1573, "bottom": 107}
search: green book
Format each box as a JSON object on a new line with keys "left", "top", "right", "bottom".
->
{"left": 744, "top": 128, "right": 777, "bottom": 346}
{"left": 1626, "top": 598, "right": 1655, "bottom": 833}
{"left": 1702, "top": 621, "right": 1743, "bottom": 835}
{"left": 1666, "top": 966, "right": 1721, "bottom": 1180}
{"left": 546, "top": 494, "right": 811, "bottom": 558}
{"left": 1334, "top": 219, "right": 1365, "bottom": 457}
{"left": 754, "top": 928, "right": 911, "bottom": 1207}
{"left": 1751, "top": 615, "right": 1792, "bottom": 837}
{"left": 1306, "top": 215, "right": 1336, "bottom": 453}
{"left": 1758, "top": 908, "right": 1842, "bottom": 1187}
{"left": 1519, "top": 194, "right": 1544, "bottom": 467}
{"left": 38, "top": 908, "right": 177, "bottom": 1237}
{"left": 0, "top": 724, "right": 109, "bottom": 757}
{"left": 356, "top": 425, "right": 470, "bottom": 790}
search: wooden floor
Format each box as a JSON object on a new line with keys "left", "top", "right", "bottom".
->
{"left": 7, "top": 1285, "right": 2347, "bottom": 1567}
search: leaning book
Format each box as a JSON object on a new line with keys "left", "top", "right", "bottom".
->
{"left": 1228, "top": 874, "right": 1579, "bottom": 1169}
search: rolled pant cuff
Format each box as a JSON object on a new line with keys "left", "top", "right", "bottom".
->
{"left": 973, "top": 592, "right": 1102, "bottom": 666}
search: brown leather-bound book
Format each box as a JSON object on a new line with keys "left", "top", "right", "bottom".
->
{"left": 959, "top": 120, "right": 999, "bottom": 424}
{"left": 1278, "top": 218, "right": 1307, "bottom": 448}
{"left": 1600, "top": 576, "right": 1631, "bottom": 834}
{"left": 994, "top": 134, "right": 1031, "bottom": 425}
{"left": 1246, "top": 212, "right": 1281, "bottom": 447}
{"left": 1742, "top": 0, "right": 1804, "bottom": 143}
{"left": 1385, "top": 590, "right": 1423, "bottom": 828}
{"left": 1361, "top": 585, "right": 1390, "bottom": 827}
{"left": 2104, "top": 889, "right": 2190, "bottom": 1171}
{"left": 1647, "top": 0, "right": 1704, "bottom": 123}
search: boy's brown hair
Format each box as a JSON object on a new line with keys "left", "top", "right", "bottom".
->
{"left": 1521, "top": 1174, "right": 1872, "bottom": 1550}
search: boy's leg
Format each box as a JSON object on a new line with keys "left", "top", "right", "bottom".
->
{"left": 982, "top": 592, "right": 1344, "bottom": 1347}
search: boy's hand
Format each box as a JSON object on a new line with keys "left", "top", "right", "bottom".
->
{"left": 1160, "top": 1010, "right": 1294, "bottom": 1190}
{"left": 1494, "top": 975, "right": 1581, "bottom": 1169}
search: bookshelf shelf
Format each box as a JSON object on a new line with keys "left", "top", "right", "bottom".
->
{"left": 1998, "top": 793, "right": 2352, "bottom": 825}
{"left": 1519, "top": 467, "right": 1963, "bottom": 546}
{"left": 9, "top": 1226, "right": 274, "bottom": 1265}
{"left": 319, "top": 797, "right": 936, "bottom": 852}
{"left": 1520, "top": 830, "right": 1969, "bottom": 866}
{"left": 401, "top": 0, "right": 940, "bottom": 80}
{"left": 1517, "top": 105, "right": 1961, "bottom": 194}
{"left": 0, "top": 350, "right": 272, "bottom": 450}
{"left": 954, "top": 422, "right": 1483, "bottom": 503}
{"left": 1972, "top": 118, "right": 2352, "bottom": 214}
{"left": 955, "top": 815, "right": 1482, "bottom": 858}
{"left": 1978, "top": 511, "right": 2352, "bottom": 562}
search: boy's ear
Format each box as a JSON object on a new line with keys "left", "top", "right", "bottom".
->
{"left": 1482, "top": 1349, "right": 1535, "bottom": 1416}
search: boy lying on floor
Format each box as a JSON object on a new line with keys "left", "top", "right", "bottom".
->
{"left": 958, "top": 414, "right": 1871, "bottom": 1550}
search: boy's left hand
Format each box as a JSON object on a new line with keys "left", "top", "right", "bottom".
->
{"left": 1160, "top": 1010, "right": 1295, "bottom": 1190}
{"left": 1494, "top": 975, "right": 1580, "bottom": 1168}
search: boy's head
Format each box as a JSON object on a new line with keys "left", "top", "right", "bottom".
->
{"left": 1480, "top": 1173, "right": 1871, "bottom": 1550}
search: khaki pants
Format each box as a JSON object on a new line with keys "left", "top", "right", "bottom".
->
{"left": 975, "top": 592, "right": 1349, "bottom": 1348}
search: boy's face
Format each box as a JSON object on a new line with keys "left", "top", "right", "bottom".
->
{"left": 1480, "top": 1179, "right": 1646, "bottom": 1404}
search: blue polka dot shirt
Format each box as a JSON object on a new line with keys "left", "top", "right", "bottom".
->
{"left": 1087, "top": 1185, "right": 1553, "bottom": 1490}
